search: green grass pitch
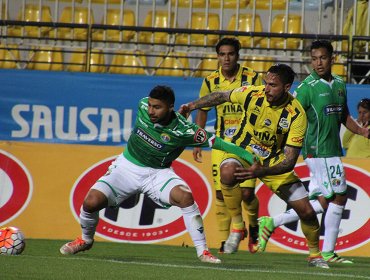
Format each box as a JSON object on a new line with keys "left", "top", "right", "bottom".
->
{"left": 2, "top": 239, "right": 369, "bottom": 280}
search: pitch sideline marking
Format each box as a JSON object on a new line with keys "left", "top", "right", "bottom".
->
{"left": 24, "top": 255, "right": 370, "bottom": 279}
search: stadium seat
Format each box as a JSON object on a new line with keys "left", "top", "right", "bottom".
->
{"left": 93, "top": 9, "right": 135, "bottom": 42}
{"left": 67, "top": 49, "right": 106, "bottom": 73}
{"left": 91, "top": 0, "right": 121, "bottom": 3}
{"left": 332, "top": 56, "right": 347, "bottom": 81}
{"left": 210, "top": 0, "right": 250, "bottom": 8}
{"left": 176, "top": 12, "right": 220, "bottom": 46}
{"left": 170, "top": 0, "right": 207, "bottom": 8}
{"left": 109, "top": 51, "right": 147, "bottom": 75}
{"left": 193, "top": 54, "right": 219, "bottom": 77}
{"left": 154, "top": 52, "right": 189, "bottom": 76}
{"left": 27, "top": 47, "right": 64, "bottom": 71}
{"left": 227, "top": 14, "right": 263, "bottom": 47}
{"left": 139, "top": 11, "right": 176, "bottom": 44}
{"left": 0, "top": 44, "right": 20, "bottom": 69}
{"left": 243, "top": 56, "right": 274, "bottom": 74}
{"left": 259, "top": 14, "right": 303, "bottom": 49}
{"left": 249, "top": 0, "right": 286, "bottom": 10}
{"left": 58, "top": 7, "right": 94, "bottom": 40}
{"left": 8, "top": 4, "right": 53, "bottom": 37}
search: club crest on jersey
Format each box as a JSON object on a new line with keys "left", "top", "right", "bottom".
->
{"left": 194, "top": 128, "right": 207, "bottom": 144}
{"left": 242, "top": 81, "right": 250, "bottom": 86}
{"left": 279, "top": 118, "right": 289, "bottom": 129}
{"left": 264, "top": 119, "right": 272, "bottom": 126}
{"left": 160, "top": 133, "right": 171, "bottom": 142}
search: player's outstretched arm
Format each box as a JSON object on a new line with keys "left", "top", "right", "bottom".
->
{"left": 212, "top": 136, "right": 255, "bottom": 165}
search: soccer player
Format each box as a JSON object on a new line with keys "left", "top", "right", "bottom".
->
{"left": 60, "top": 85, "right": 256, "bottom": 264}
{"left": 179, "top": 64, "right": 329, "bottom": 268}
{"left": 257, "top": 40, "right": 370, "bottom": 264}
{"left": 193, "top": 37, "right": 262, "bottom": 254}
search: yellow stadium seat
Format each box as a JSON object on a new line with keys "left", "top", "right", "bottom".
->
{"left": 249, "top": 0, "right": 286, "bottom": 10}
{"left": 0, "top": 44, "right": 20, "bottom": 69}
{"left": 27, "top": 47, "right": 64, "bottom": 71}
{"left": 227, "top": 14, "right": 263, "bottom": 47}
{"left": 139, "top": 11, "right": 176, "bottom": 44}
{"left": 193, "top": 54, "right": 219, "bottom": 77}
{"left": 170, "top": 0, "right": 207, "bottom": 8}
{"left": 243, "top": 56, "right": 274, "bottom": 74}
{"left": 155, "top": 52, "right": 189, "bottom": 77}
{"left": 176, "top": 12, "right": 220, "bottom": 46}
{"left": 93, "top": 9, "right": 135, "bottom": 42}
{"left": 332, "top": 56, "right": 347, "bottom": 81}
{"left": 91, "top": 0, "right": 121, "bottom": 3}
{"left": 58, "top": 7, "right": 94, "bottom": 40}
{"left": 8, "top": 4, "right": 53, "bottom": 37}
{"left": 259, "top": 14, "right": 303, "bottom": 49}
{"left": 210, "top": 0, "right": 250, "bottom": 8}
{"left": 67, "top": 49, "right": 106, "bottom": 73}
{"left": 109, "top": 51, "right": 147, "bottom": 75}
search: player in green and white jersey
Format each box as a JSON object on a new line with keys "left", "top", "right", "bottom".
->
{"left": 257, "top": 40, "right": 370, "bottom": 264}
{"left": 60, "top": 85, "right": 255, "bottom": 264}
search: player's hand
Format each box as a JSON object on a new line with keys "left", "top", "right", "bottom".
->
{"left": 193, "top": 147, "right": 202, "bottom": 163}
{"left": 178, "top": 104, "right": 191, "bottom": 119}
{"left": 234, "top": 159, "right": 265, "bottom": 180}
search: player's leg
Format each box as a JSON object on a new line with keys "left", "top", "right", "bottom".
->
{"left": 211, "top": 150, "right": 231, "bottom": 253}
{"left": 219, "top": 158, "right": 247, "bottom": 254}
{"left": 277, "top": 182, "right": 329, "bottom": 269}
{"left": 156, "top": 170, "right": 220, "bottom": 264}
{"left": 240, "top": 181, "right": 259, "bottom": 253}
{"left": 307, "top": 157, "right": 353, "bottom": 264}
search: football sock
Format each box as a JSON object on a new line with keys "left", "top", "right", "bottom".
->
{"left": 221, "top": 183, "right": 243, "bottom": 229}
{"left": 181, "top": 203, "right": 207, "bottom": 257}
{"left": 300, "top": 217, "right": 321, "bottom": 257}
{"left": 242, "top": 196, "right": 259, "bottom": 227}
{"left": 215, "top": 198, "right": 231, "bottom": 242}
{"left": 322, "top": 203, "right": 344, "bottom": 253}
{"left": 80, "top": 207, "right": 99, "bottom": 244}
{"left": 273, "top": 199, "right": 324, "bottom": 227}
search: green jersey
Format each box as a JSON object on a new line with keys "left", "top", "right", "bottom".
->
{"left": 294, "top": 70, "right": 348, "bottom": 158}
{"left": 124, "top": 97, "right": 221, "bottom": 168}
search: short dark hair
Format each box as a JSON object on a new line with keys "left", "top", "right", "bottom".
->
{"left": 216, "top": 37, "right": 241, "bottom": 55}
{"left": 149, "top": 85, "right": 175, "bottom": 106}
{"left": 311, "top": 40, "right": 334, "bottom": 56}
{"left": 358, "top": 98, "right": 370, "bottom": 110}
{"left": 267, "top": 64, "right": 296, "bottom": 85}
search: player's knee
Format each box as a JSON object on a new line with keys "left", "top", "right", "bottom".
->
{"left": 170, "top": 186, "right": 194, "bottom": 207}
{"left": 220, "top": 163, "right": 238, "bottom": 186}
{"left": 83, "top": 190, "right": 107, "bottom": 213}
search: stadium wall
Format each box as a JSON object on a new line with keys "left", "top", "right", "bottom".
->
{"left": 0, "top": 69, "right": 369, "bottom": 257}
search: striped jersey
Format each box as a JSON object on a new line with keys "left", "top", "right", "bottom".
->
{"left": 124, "top": 97, "right": 216, "bottom": 168}
{"left": 229, "top": 85, "right": 307, "bottom": 165}
{"left": 198, "top": 64, "right": 262, "bottom": 140}
{"left": 293, "top": 70, "right": 348, "bottom": 158}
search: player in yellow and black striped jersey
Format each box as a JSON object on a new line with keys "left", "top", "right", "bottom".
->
{"left": 181, "top": 64, "right": 328, "bottom": 268}
{"left": 193, "top": 37, "right": 262, "bottom": 254}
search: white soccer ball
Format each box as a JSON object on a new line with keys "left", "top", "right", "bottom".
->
{"left": 0, "top": 226, "right": 26, "bottom": 255}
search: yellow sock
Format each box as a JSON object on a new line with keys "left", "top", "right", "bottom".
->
{"left": 242, "top": 196, "right": 259, "bottom": 227}
{"left": 215, "top": 198, "right": 231, "bottom": 242}
{"left": 301, "top": 218, "right": 321, "bottom": 257}
{"left": 221, "top": 183, "right": 244, "bottom": 230}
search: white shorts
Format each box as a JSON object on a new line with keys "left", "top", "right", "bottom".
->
{"left": 91, "top": 154, "right": 187, "bottom": 208}
{"left": 305, "top": 157, "right": 347, "bottom": 199}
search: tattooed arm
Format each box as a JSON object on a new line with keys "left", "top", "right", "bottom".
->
{"left": 178, "top": 91, "right": 231, "bottom": 117}
{"left": 234, "top": 146, "right": 301, "bottom": 180}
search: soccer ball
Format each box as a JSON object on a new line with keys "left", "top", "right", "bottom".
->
{"left": 0, "top": 227, "right": 26, "bottom": 255}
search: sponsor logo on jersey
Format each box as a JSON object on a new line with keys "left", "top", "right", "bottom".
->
{"left": 0, "top": 150, "right": 33, "bottom": 226}
{"left": 194, "top": 128, "right": 207, "bottom": 144}
{"left": 256, "top": 162, "right": 370, "bottom": 253}
{"left": 291, "top": 136, "right": 304, "bottom": 143}
{"left": 225, "top": 127, "right": 237, "bottom": 138}
{"left": 250, "top": 144, "right": 270, "bottom": 158}
{"left": 160, "top": 133, "right": 171, "bottom": 142}
{"left": 136, "top": 128, "right": 164, "bottom": 150}
{"left": 252, "top": 106, "right": 260, "bottom": 115}
{"left": 319, "top": 92, "right": 330, "bottom": 97}
{"left": 70, "top": 157, "right": 211, "bottom": 243}
{"left": 324, "top": 104, "right": 343, "bottom": 115}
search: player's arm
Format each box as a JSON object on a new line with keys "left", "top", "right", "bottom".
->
{"left": 212, "top": 136, "right": 255, "bottom": 165}
{"left": 343, "top": 105, "right": 370, "bottom": 138}
{"left": 234, "top": 145, "right": 301, "bottom": 180}
{"left": 179, "top": 91, "right": 231, "bottom": 117}
{"left": 193, "top": 109, "right": 208, "bottom": 163}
